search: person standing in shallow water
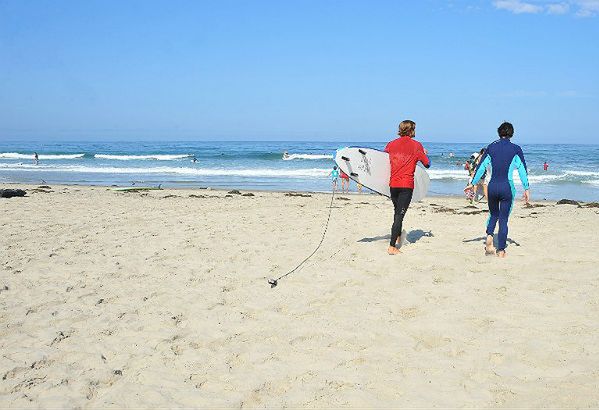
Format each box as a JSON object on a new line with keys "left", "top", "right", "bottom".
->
{"left": 329, "top": 165, "right": 340, "bottom": 191}
{"left": 385, "top": 120, "right": 430, "bottom": 255}
{"left": 466, "top": 122, "right": 530, "bottom": 258}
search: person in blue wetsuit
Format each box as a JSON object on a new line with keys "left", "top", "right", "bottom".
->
{"left": 466, "top": 122, "right": 530, "bottom": 258}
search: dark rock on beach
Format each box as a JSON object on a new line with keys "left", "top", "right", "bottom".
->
{"left": 583, "top": 202, "right": 599, "bottom": 208}
{"left": 0, "top": 189, "right": 26, "bottom": 198}
{"left": 557, "top": 199, "right": 580, "bottom": 206}
{"left": 285, "top": 192, "right": 312, "bottom": 198}
{"left": 228, "top": 190, "right": 241, "bottom": 195}
{"left": 241, "top": 193, "right": 255, "bottom": 197}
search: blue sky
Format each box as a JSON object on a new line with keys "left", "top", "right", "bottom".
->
{"left": 0, "top": 0, "right": 597, "bottom": 143}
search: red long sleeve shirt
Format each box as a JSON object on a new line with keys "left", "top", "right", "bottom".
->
{"left": 384, "top": 136, "right": 430, "bottom": 188}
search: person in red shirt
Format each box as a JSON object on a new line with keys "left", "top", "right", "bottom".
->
{"left": 384, "top": 120, "right": 430, "bottom": 255}
{"left": 340, "top": 170, "right": 350, "bottom": 193}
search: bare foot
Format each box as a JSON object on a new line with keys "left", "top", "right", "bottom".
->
{"left": 388, "top": 246, "right": 401, "bottom": 255}
{"left": 485, "top": 235, "right": 496, "bottom": 255}
{"left": 497, "top": 250, "right": 506, "bottom": 258}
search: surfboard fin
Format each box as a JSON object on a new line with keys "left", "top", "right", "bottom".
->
{"left": 341, "top": 156, "right": 350, "bottom": 161}
{"left": 350, "top": 172, "right": 358, "bottom": 177}
{"left": 358, "top": 149, "right": 367, "bottom": 155}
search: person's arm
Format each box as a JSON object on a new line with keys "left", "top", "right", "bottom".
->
{"left": 470, "top": 151, "right": 491, "bottom": 186}
{"left": 515, "top": 148, "right": 530, "bottom": 203}
{"left": 417, "top": 144, "right": 431, "bottom": 168}
{"left": 515, "top": 148, "right": 530, "bottom": 190}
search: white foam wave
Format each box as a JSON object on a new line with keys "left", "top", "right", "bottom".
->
{"left": 0, "top": 164, "right": 329, "bottom": 178}
{"left": 564, "top": 170, "right": 599, "bottom": 177}
{"left": 0, "top": 152, "right": 85, "bottom": 160}
{"left": 583, "top": 179, "right": 599, "bottom": 186}
{"left": 283, "top": 154, "right": 333, "bottom": 160}
{"left": 95, "top": 154, "right": 190, "bottom": 161}
{"left": 427, "top": 169, "right": 470, "bottom": 180}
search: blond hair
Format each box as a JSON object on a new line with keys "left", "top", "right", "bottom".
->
{"left": 398, "top": 120, "right": 416, "bottom": 137}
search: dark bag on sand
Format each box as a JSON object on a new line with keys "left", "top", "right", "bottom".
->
{"left": 0, "top": 189, "right": 27, "bottom": 198}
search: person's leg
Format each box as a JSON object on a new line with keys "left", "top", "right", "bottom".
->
{"left": 486, "top": 188, "right": 500, "bottom": 254}
{"left": 496, "top": 190, "right": 514, "bottom": 257}
{"left": 389, "top": 188, "right": 413, "bottom": 254}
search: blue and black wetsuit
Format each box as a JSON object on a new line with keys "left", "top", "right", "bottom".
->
{"left": 471, "top": 138, "right": 529, "bottom": 251}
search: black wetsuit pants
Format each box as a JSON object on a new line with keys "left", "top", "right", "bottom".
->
{"left": 390, "top": 187, "right": 413, "bottom": 246}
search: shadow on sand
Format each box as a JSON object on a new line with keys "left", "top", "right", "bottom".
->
{"left": 358, "top": 229, "right": 433, "bottom": 244}
{"left": 463, "top": 236, "right": 520, "bottom": 247}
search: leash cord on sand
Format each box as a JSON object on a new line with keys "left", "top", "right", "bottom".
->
{"left": 268, "top": 189, "right": 336, "bottom": 288}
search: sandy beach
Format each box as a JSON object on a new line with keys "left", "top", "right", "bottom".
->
{"left": 1, "top": 184, "right": 598, "bottom": 408}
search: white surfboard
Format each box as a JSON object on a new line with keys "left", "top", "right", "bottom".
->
{"left": 334, "top": 147, "right": 430, "bottom": 202}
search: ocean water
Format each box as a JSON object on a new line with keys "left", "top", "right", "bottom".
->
{"left": 1, "top": 141, "right": 598, "bottom": 201}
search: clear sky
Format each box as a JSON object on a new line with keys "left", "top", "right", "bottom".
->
{"left": 1, "top": 0, "right": 598, "bottom": 143}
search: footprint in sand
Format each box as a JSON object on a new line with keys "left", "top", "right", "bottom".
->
{"left": 489, "top": 352, "right": 504, "bottom": 365}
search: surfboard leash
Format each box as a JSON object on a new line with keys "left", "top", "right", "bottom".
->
{"left": 268, "top": 188, "right": 336, "bottom": 288}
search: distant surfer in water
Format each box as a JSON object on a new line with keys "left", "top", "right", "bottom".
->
{"left": 466, "top": 122, "right": 530, "bottom": 258}
{"left": 33, "top": 152, "right": 39, "bottom": 165}
{"left": 385, "top": 120, "right": 430, "bottom": 255}
{"left": 282, "top": 151, "right": 290, "bottom": 160}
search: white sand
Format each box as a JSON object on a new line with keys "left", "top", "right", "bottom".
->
{"left": 1, "top": 185, "right": 598, "bottom": 407}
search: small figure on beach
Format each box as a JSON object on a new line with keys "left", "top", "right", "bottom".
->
{"left": 466, "top": 121, "right": 530, "bottom": 258}
{"left": 340, "top": 170, "right": 350, "bottom": 193}
{"left": 543, "top": 161, "right": 549, "bottom": 171}
{"left": 329, "top": 165, "right": 340, "bottom": 191}
{"left": 385, "top": 120, "right": 430, "bottom": 255}
{"left": 474, "top": 148, "right": 488, "bottom": 202}
{"left": 33, "top": 152, "right": 39, "bottom": 165}
{"left": 463, "top": 153, "right": 479, "bottom": 204}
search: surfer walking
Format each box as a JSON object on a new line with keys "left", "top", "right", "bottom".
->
{"left": 466, "top": 122, "right": 530, "bottom": 258}
{"left": 385, "top": 120, "right": 430, "bottom": 255}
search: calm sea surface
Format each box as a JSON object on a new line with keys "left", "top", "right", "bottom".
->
{"left": 1, "top": 141, "right": 598, "bottom": 201}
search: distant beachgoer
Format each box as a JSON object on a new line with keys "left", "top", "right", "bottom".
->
{"left": 33, "top": 152, "right": 39, "bottom": 165}
{"left": 463, "top": 155, "right": 478, "bottom": 203}
{"left": 543, "top": 161, "right": 549, "bottom": 171}
{"left": 329, "top": 165, "right": 340, "bottom": 191}
{"left": 340, "top": 170, "right": 350, "bottom": 193}
{"left": 474, "top": 148, "right": 488, "bottom": 201}
{"left": 466, "top": 121, "right": 530, "bottom": 258}
{"left": 385, "top": 120, "right": 430, "bottom": 255}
